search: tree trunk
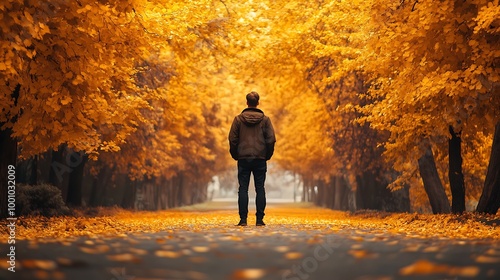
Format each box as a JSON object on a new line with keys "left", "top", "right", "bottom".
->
{"left": 356, "top": 172, "right": 377, "bottom": 209}
{"left": 15, "top": 158, "right": 30, "bottom": 184}
{"left": 29, "top": 155, "right": 38, "bottom": 185}
{"left": 89, "top": 166, "right": 112, "bottom": 207}
{"left": 325, "top": 178, "right": 333, "bottom": 208}
{"left": 318, "top": 180, "right": 326, "bottom": 207}
{"left": 449, "top": 126, "right": 466, "bottom": 213}
{"left": 302, "top": 177, "right": 307, "bottom": 202}
{"left": 66, "top": 153, "right": 88, "bottom": 207}
{"left": 176, "top": 174, "right": 184, "bottom": 207}
{"left": 333, "top": 176, "right": 344, "bottom": 210}
{"left": 0, "top": 85, "right": 20, "bottom": 218}
{"left": 391, "top": 185, "right": 411, "bottom": 213}
{"left": 0, "top": 128, "right": 17, "bottom": 218}
{"left": 121, "top": 177, "right": 137, "bottom": 209}
{"left": 477, "top": 122, "right": 500, "bottom": 214}
{"left": 89, "top": 171, "right": 101, "bottom": 207}
{"left": 169, "top": 178, "right": 175, "bottom": 208}
{"left": 49, "top": 145, "right": 66, "bottom": 187}
{"left": 157, "top": 178, "right": 166, "bottom": 210}
{"left": 355, "top": 174, "right": 364, "bottom": 209}
{"left": 418, "top": 146, "right": 451, "bottom": 214}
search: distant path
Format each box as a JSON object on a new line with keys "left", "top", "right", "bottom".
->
{"left": 2, "top": 202, "right": 499, "bottom": 280}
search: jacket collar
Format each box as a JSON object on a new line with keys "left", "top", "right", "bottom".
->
{"left": 242, "top": 107, "right": 264, "bottom": 114}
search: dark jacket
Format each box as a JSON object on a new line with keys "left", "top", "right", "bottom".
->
{"left": 228, "top": 108, "right": 276, "bottom": 160}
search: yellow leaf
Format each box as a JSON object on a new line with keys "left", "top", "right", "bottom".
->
{"left": 107, "top": 253, "right": 140, "bottom": 263}
{"left": 155, "top": 250, "right": 181, "bottom": 258}
{"left": 230, "top": 269, "right": 266, "bottom": 279}
{"left": 284, "top": 252, "right": 303, "bottom": 260}
{"left": 475, "top": 255, "right": 500, "bottom": 263}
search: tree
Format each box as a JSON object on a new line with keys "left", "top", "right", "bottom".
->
{"left": 359, "top": 0, "right": 500, "bottom": 212}
{"left": 477, "top": 122, "right": 500, "bottom": 214}
{"left": 1, "top": 0, "right": 236, "bottom": 209}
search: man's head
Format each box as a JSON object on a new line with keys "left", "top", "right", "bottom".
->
{"left": 246, "top": 91, "right": 260, "bottom": 107}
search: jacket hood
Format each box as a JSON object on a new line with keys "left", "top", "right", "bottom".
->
{"left": 239, "top": 108, "right": 264, "bottom": 126}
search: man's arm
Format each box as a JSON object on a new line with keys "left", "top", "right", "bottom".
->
{"left": 264, "top": 117, "right": 276, "bottom": 160}
{"left": 228, "top": 116, "right": 240, "bottom": 160}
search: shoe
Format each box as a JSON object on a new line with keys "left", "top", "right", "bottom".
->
{"left": 256, "top": 220, "right": 265, "bottom": 226}
{"left": 237, "top": 219, "right": 247, "bottom": 226}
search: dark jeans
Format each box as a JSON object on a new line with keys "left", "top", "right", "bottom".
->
{"left": 237, "top": 159, "right": 267, "bottom": 220}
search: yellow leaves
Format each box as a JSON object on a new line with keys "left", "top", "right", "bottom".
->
{"left": 60, "top": 96, "right": 72, "bottom": 105}
{"left": 38, "top": 22, "right": 51, "bottom": 36}
{"left": 6, "top": 204, "right": 499, "bottom": 280}
{"left": 24, "top": 10, "right": 34, "bottom": 24}
{"left": 100, "top": 141, "right": 121, "bottom": 153}
{"left": 5, "top": 202, "right": 500, "bottom": 259}
{"left": 23, "top": 38, "right": 32, "bottom": 47}
{"left": 46, "top": 96, "right": 62, "bottom": 112}
{"left": 474, "top": 0, "right": 500, "bottom": 33}
{"left": 468, "top": 39, "right": 479, "bottom": 47}
{"left": 76, "top": 4, "right": 93, "bottom": 14}
{"left": 72, "top": 74, "right": 85, "bottom": 85}
{"left": 0, "top": 0, "right": 230, "bottom": 163}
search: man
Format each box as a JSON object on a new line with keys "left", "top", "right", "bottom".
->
{"left": 228, "top": 91, "right": 276, "bottom": 226}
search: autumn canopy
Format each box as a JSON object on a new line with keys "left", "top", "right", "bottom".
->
{"left": 0, "top": 0, "right": 499, "bottom": 215}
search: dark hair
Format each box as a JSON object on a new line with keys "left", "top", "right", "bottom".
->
{"left": 246, "top": 91, "right": 259, "bottom": 107}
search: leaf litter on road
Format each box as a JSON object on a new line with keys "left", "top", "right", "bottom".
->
{"left": 1, "top": 204, "right": 499, "bottom": 279}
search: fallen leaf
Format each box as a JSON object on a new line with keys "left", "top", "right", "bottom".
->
{"left": 400, "top": 259, "right": 449, "bottom": 275}
{"left": 400, "top": 259, "right": 479, "bottom": 277}
{"left": 475, "top": 255, "right": 500, "bottom": 263}
{"left": 422, "top": 246, "right": 440, "bottom": 253}
{"left": 56, "top": 258, "right": 88, "bottom": 267}
{"left": 21, "top": 259, "right": 57, "bottom": 270}
{"left": 79, "top": 245, "right": 110, "bottom": 254}
{"left": 351, "top": 244, "right": 363, "bottom": 250}
{"left": 128, "top": 248, "right": 148, "bottom": 255}
{"left": 449, "top": 266, "right": 481, "bottom": 277}
{"left": 230, "top": 268, "right": 266, "bottom": 279}
{"left": 192, "top": 246, "right": 210, "bottom": 253}
{"left": 484, "top": 248, "right": 500, "bottom": 256}
{"left": 351, "top": 236, "right": 364, "bottom": 242}
{"left": 106, "top": 253, "right": 141, "bottom": 263}
{"left": 284, "top": 252, "right": 303, "bottom": 260}
{"left": 155, "top": 250, "right": 181, "bottom": 258}
{"left": 348, "top": 249, "right": 378, "bottom": 259}
{"left": 402, "top": 245, "right": 421, "bottom": 252}
{"left": 274, "top": 246, "right": 289, "bottom": 253}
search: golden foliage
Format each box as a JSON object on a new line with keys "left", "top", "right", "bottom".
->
{"left": 2, "top": 0, "right": 500, "bottom": 208}
{"left": 1, "top": 0, "right": 232, "bottom": 182}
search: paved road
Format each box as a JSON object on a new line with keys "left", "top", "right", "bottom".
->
{"left": 2, "top": 203, "right": 499, "bottom": 280}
